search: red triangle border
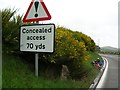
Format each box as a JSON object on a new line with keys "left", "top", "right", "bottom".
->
{"left": 23, "top": 0, "right": 51, "bottom": 22}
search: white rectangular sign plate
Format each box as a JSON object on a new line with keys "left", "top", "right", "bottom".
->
{"left": 20, "top": 24, "right": 55, "bottom": 52}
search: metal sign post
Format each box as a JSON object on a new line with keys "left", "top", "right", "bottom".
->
{"left": 20, "top": 24, "right": 55, "bottom": 77}
{"left": 21, "top": 0, "right": 53, "bottom": 77}
{"left": 35, "top": 53, "right": 38, "bottom": 76}
{"left": 35, "top": 21, "right": 39, "bottom": 77}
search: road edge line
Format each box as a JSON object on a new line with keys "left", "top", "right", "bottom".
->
{"left": 89, "top": 57, "right": 108, "bottom": 89}
{"left": 96, "top": 57, "right": 108, "bottom": 88}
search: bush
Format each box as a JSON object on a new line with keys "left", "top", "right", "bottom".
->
{"left": 42, "top": 27, "right": 95, "bottom": 79}
{"left": 2, "top": 8, "right": 22, "bottom": 54}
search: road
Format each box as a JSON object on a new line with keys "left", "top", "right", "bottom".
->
{"left": 96, "top": 54, "right": 119, "bottom": 89}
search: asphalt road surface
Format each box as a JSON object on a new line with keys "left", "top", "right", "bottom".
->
{"left": 97, "top": 54, "right": 119, "bottom": 89}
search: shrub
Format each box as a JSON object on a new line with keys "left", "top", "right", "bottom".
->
{"left": 42, "top": 27, "right": 95, "bottom": 79}
{"left": 2, "top": 8, "right": 22, "bottom": 54}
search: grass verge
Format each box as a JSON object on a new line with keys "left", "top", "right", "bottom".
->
{"left": 2, "top": 52, "right": 102, "bottom": 88}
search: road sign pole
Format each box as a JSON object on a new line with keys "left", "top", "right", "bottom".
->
{"left": 22, "top": 0, "right": 52, "bottom": 77}
{"left": 35, "top": 53, "right": 38, "bottom": 76}
{"left": 20, "top": 0, "right": 53, "bottom": 76}
{"left": 35, "top": 21, "right": 39, "bottom": 77}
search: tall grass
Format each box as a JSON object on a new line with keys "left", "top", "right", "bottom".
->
{"left": 2, "top": 54, "right": 80, "bottom": 88}
{"left": 2, "top": 52, "right": 102, "bottom": 88}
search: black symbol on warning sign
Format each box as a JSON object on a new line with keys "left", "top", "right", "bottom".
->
{"left": 34, "top": 1, "right": 39, "bottom": 17}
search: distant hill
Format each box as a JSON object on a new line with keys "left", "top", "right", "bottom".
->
{"left": 100, "top": 46, "right": 118, "bottom": 53}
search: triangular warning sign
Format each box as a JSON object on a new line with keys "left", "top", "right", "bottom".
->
{"left": 23, "top": 0, "right": 51, "bottom": 22}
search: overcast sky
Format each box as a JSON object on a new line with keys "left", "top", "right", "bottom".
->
{"left": 1, "top": 0, "right": 119, "bottom": 48}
